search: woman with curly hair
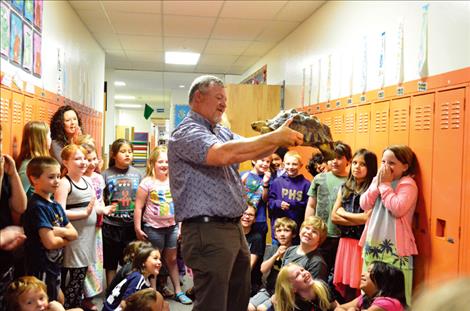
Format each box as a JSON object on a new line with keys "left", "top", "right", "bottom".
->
{"left": 50, "top": 105, "right": 83, "bottom": 164}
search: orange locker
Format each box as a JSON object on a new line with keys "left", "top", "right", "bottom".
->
{"left": 321, "top": 111, "right": 333, "bottom": 140}
{"left": 24, "top": 95, "right": 35, "bottom": 124}
{"left": 428, "top": 88, "right": 466, "bottom": 284}
{"left": 409, "top": 93, "right": 435, "bottom": 287}
{"left": 343, "top": 107, "right": 356, "bottom": 151}
{"left": 388, "top": 97, "right": 410, "bottom": 145}
{"left": 369, "top": 101, "right": 390, "bottom": 160}
{"left": 11, "top": 91, "right": 24, "bottom": 158}
{"left": 36, "top": 98, "right": 48, "bottom": 123}
{"left": 332, "top": 109, "right": 345, "bottom": 143}
{"left": 0, "top": 87, "right": 12, "bottom": 154}
{"left": 355, "top": 104, "right": 371, "bottom": 150}
{"left": 461, "top": 86, "right": 470, "bottom": 275}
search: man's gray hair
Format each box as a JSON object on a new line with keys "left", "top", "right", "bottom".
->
{"left": 188, "top": 75, "right": 224, "bottom": 104}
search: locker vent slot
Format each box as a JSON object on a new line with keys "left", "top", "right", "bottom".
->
{"left": 439, "top": 101, "right": 461, "bottom": 130}
{"left": 323, "top": 117, "right": 332, "bottom": 128}
{"left": 0, "top": 98, "right": 10, "bottom": 123}
{"left": 25, "top": 103, "right": 33, "bottom": 123}
{"left": 357, "top": 112, "right": 369, "bottom": 134}
{"left": 414, "top": 104, "right": 432, "bottom": 131}
{"left": 374, "top": 110, "right": 388, "bottom": 132}
{"left": 12, "top": 100, "right": 22, "bottom": 125}
{"left": 344, "top": 113, "right": 355, "bottom": 133}
{"left": 38, "top": 105, "right": 47, "bottom": 121}
{"left": 334, "top": 115, "right": 343, "bottom": 134}
{"left": 392, "top": 108, "right": 408, "bottom": 132}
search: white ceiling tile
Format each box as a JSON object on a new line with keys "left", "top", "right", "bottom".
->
{"left": 242, "top": 41, "right": 276, "bottom": 56}
{"left": 120, "top": 35, "right": 163, "bottom": 52}
{"left": 212, "top": 18, "right": 267, "bottom": 40}
{"left": 276, "top": 1, "right": 324, "bottom": 22}
{"left": 109, "top": 11, "right": 162, "bottom": 35}
{"left": 92, "top": 33, "right": 122, "bottom": 50}
{"left": 204, "top": 39, "right": 251, "bottom": 55}
{"left": 77, "top": 10, "right": 114, "bottom": 34}
{"left": 103, "top": 1, "right": 162, "bottom": 14}
{"left": 220, "top": 1, "right": 287, "bottom": 19}
{"left": 163, "top": 16, "right": 216, "bottom": 38}
{"left": 163, "top": 1, "right": 223, "bottom": 17}
{"left": 164, "top": 64, "right": 197, "bottom": 72}
{"left": 195, "top": 64, "right": 231, "bottom": 74}
{"left": 198, "top": 54, "right": 239, "bottom": 66}
{"left": 164, "top": 37, "right": 208, "bottom": 53}
{"left": 126, "top": 51, "right": 164, "bottom": 63}
{"left": 228, "top": 65, "right": 251, "bottom": 75}
{"left": 69, "top": 0, "right": 103, "bottom": 12}
{"left": 130, "top": 62, "right": 166, "bottom": 71}
{"left": 233, "top": 55, "right": 260, "bottom": 67}
{"left": 256, "top": 20, "right": 299, "bottom": 42}
{"left": 106, "top": 49, "right": 127, "bottom": 58}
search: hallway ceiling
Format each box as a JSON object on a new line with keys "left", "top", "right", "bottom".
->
{"left": 69, "top": 0, "right": 324, "bottom": 76}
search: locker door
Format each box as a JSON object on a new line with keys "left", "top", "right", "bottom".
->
{"left": 332, "top": 110, "right": 344, "bottom": 143}
{"left": 37, "top": 98, "right": 48, "bottom": 122}
{"left": 370, "top": 101, "right": 390, "bottom": 159}
{"left": 461, "top": 86, "right": 470, "bottom": 275}
{"left": 429, "top": 88, "right": 465, "bottom": 283}
{"left": 0, "top": 88, "right": 12, "bottom": 154}
{"left": 409, "top": 93, "right": 434, "bottom": 287}
{"left": 321, "top": 111, "right": 333, "bottom": 140}
{"left": 343, "top": 107, "right": 356, "bottom": 151}
{"left": 47, "top": 101, "right": 59, "bottom": 124}
{"left": 355, "top": 104, "right": 370, "bottom": 149}
{"left": 24, "top": 95, "right": 35, "bottom": 124}
{"left": 389, "top": 97, "right": 410, "bottom": 145}
{"left": 11, "top": 92, "right": 24, "bottom": 158}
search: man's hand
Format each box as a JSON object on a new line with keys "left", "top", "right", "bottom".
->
{"left": 273, "top": 118, "right": 304, "bottom": 147}
{"left": 0, "top": 226, "right": 26, "bottom": 250}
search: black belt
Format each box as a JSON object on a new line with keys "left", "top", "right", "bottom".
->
{"left": 184, "top": 215, "right": 241, "bottom": 224}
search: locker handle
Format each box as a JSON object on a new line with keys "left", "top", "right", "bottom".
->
{"left": 447, "top": 237, "right": 455, "bottom": 244}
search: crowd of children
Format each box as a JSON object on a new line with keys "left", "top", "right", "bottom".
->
{"left": 1, "top": 105, "right": 421, "bottom": 311}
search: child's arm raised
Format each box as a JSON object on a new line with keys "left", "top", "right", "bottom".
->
{"left": 260, "top": 245, "right": 286, "bottom": 274}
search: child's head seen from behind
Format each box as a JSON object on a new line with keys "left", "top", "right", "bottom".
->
{"left": 16, "top": 121, "right": 51, "bottom": 167}
{"left": 274, "top": 217, "right": 297, "bottom": 246}
{"left": 109, "top": 138, "right": 133, "bottom": 169}
{"left": 26, "top": 156, "right": 61, "bottom": 198}
{"left": 6, "top": 276, "right": 49, "bottom": 311}
{"left": 123, "top": 288, "right": 168, "bottom": 311}
{"left": 283, "top": 151, "right": 302, "bottom": 178}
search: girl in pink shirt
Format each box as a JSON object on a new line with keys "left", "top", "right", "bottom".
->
{"left": 359, "top": 145, "right": 418, "bottom": 305}
{"left": 335, "top": 261, "right": 407, "bottom": 311}
{"left": 134, "top": 147, "right": 192, "bottom": 305}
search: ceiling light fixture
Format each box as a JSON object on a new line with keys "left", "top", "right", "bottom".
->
{"left": 165, "top": 51, "right": 200, "bottom": 65}
{"left": 179, "top": 85, "right": 185, "bottom": 88}
{"left": 115, "top": 103, "right": 143, "bottom": 109}
{"left": 114, "top": 81, "right": 126, "bottom": 86}
{"left": 115, "top": 95, "right": 136, "bottom": 100}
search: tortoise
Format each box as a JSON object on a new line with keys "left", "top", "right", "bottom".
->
{"left": 251, "top": 109, "right": 334, "bottom": 158}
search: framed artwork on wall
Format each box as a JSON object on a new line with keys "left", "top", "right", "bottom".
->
{"left": 10, "top": 0, "right": 24, "bottom": 15}
{"left": 34, "top": 0, "right": 42, "bottom": 30}
{"left": 9, "top": 11, "right": 22, "bottom": 66}
{"left": 23, "top": 24, "right": 33, "bottom": 72}
{"left": 24, "top": 0, "right": 33, "bottom": 23}
{"left": 33, "top": 31, "right": 41, "bottom": 77}
{"left": 0, "top": 2, "right": 10, "bottom": 57}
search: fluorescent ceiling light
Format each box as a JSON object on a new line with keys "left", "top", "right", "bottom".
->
{"left": 114, "top": 81, "right": 126, "bottom": 86}
{"left": 115, "top": 95, "right": 135, "bottom": 100}
{"left": 179, "top": 85, "right": 185, "bottom": 88}
{"left": 115, "top": 103, "right": 143, "bottom": 109}
{"left": 165, "top": 51, "right": 200, "bottom": 65}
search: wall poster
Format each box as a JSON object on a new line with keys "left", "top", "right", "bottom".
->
{"left": 33, "top": 31, "right": 41, "bottom": 77}
{"left": 23, "top": 24, "right": 33, "bottom": 72}
{"left": 34, "top": 0, "right": 43, "bottom": 30}
{"left": 9, "top": 11, "right": 22, "bottom": 65}
{"left": 24, "top": 0, "right": 34, "bottom": 23}
{"left": 0, "top": 3, "right": 10, "bottom": 57}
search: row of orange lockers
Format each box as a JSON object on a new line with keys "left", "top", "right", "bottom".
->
{"left": 0, "top": 85, "right": 103, "bottom": 159}
{"left": 294, "top": 72, "right": 470, "bottom": 289}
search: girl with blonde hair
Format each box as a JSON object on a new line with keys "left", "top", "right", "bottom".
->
{"left": 275, "top": 263, "right": 333, "bottom": 311}
{"left": 134, "top": 146, "right": 192, "bottom": 304}
{"left": 16, "top": 121, "right": 51, "bottom": 196}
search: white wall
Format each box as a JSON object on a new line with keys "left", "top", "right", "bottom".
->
{"left": 1, "top": 1, "right": 105, "bottom": 111}
{"left": 115, "top": 109, "right": 153, "bottom": 133}
{"left": 239, "top": 1, "right": 470, "bottom": 108}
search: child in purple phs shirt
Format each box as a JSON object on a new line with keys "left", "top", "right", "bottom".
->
{"left": 269, "top": 151, "right": 311, "bottom": 245}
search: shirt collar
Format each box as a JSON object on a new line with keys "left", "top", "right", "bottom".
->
{"left": 188, "top": 110, "right": 222, "bottom": 134}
